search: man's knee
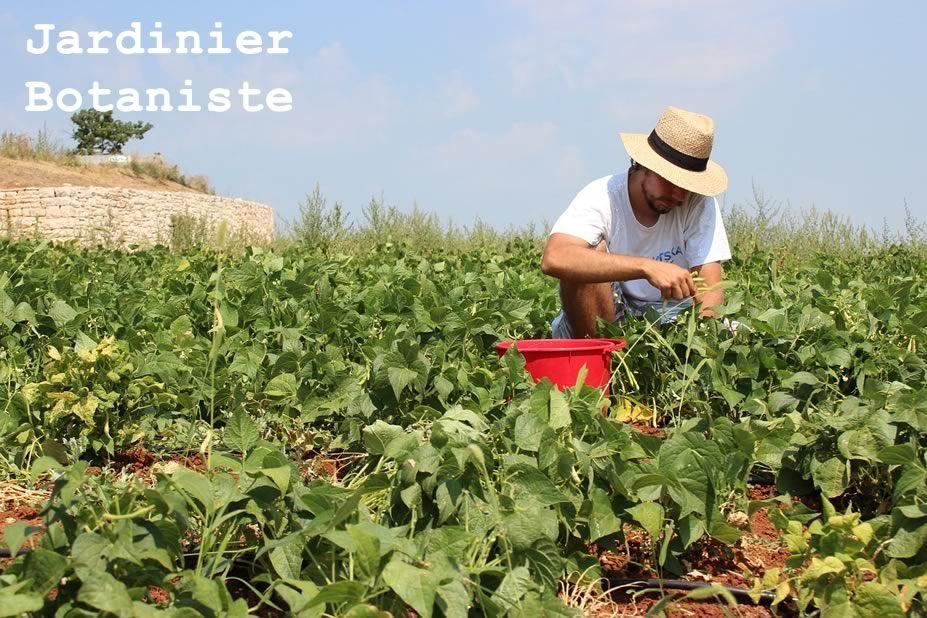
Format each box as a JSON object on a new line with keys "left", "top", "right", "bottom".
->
{"left": 557, "top": 240, "right": 614, "bottom": 337}
{"left": 559, "top": 279, "right": 614, "bottom": 321}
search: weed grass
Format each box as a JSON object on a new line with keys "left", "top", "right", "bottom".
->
{"left": 282, "top": 183, "right": 926, "bottom": 259}
{"left": 126, "top": 158, "right": 214, "bottom": 194}
{"left": 0, "top": 128, "right": 79, "bottom": 165}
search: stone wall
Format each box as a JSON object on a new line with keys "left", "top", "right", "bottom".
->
{"left": 77, "top": 154, "right": 166, "bottom": 166}
{"left": 1, "top": 186, "right": 275, "bottom": 248}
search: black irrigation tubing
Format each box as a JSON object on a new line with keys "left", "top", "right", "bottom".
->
{"left": 747, "top": 472, "right": 777, "bottom": 486}
{"left": 603, "top": 577, "right": 799, "bottom": 607}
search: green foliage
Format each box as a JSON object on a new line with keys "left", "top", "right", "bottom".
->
{"left": 606, "top": 244, "right": 927, "bottom": 516}
{"left": 287, "top": 183, "right": 352, "bottom": 251}
{"left": 754, "top": 497, "right": 927, "bottom": 615}
{"left": 723, "top": 185, "right": 927, "bottom": 264}
{"left": 279, "top": 186, "right": 546, "bottom": 254}
{"left": 0, "top": 233, "right": 925, "bottom": 614}
{"left": 168, "top": 214, "right": 260, "bottom": 252}
{"left": 70, "top": 109, "right": 153, "bottom": 155}
{"left": 20, "top": 335, "right": 156, "bottom": 453}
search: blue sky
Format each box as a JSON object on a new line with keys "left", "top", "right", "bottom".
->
{"left": 2, "top": 1, "right": 925, "bottom": 234}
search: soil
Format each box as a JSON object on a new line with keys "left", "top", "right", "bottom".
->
{"left": 589, "top": 594, "right": 773, "bottom": 617}
{"left": 598, "top": 524, "right": 655, "bottom": 578}
{"left": 111, "top": 446, "right": 158, "bottom": 475}
{"left": 299, "top": 452, "right": 366, "bottom": 483}
{"left": 147, "top": 580, "right": 286, "bottom": 617}
{"left": 147, "top": 585, "right": 171, "bottom": 606}
{"left": 0, "top": 505, "right": 42, "bottom": 531}
{"left": 301, "top": 456, "right": 340, "bottom": 482}
{"left": 627, "top": 421, "right": 667, "bottom": 439}
{"left": 0, "top": 157, "right": 200, "bottom": 192}
{"left": 225, "top": 575, "right": 286, "bottom": 617}
{"left": 738, "top": 486, "right": 790, "bottom": 579}
{"left": 104, "top": 447, "right": 206, "bottom": 483}
{"left": 794, "top": 493, "right": 822, "bottom": 512}
{"left": 0, "top": 505, "right": 44, "bottom": 569}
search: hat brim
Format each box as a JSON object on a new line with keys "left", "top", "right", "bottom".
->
{"left": 620, "top": 132, "right": 728, "bottom": 196}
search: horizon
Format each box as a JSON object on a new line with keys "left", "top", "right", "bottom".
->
{"left": 2, "top": 2, "right": 924, "bottom": 234}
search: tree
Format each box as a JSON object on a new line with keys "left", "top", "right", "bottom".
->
{"left": 70, "top": 109, "right": 153, "bottom": 155}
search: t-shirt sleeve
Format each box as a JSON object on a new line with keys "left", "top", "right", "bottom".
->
{"left": 684, "top": 195, "right": 732, "bottom": 267}
{"left": 548, "top": 179, "right": 612, "bottom": 246}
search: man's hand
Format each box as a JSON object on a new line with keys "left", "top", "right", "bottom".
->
{"left": 692, "top": 262, "right": 724, "bottom": 317}
{"left": 643, "top": 261, "right": 697, "bottom": 300}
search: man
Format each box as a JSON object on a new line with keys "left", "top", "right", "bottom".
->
{"left": 542, "top": 106, "right": 731, "bottom": 338}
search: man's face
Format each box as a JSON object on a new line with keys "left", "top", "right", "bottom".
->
{"left": 641, "top": 169, "right": 690, "bottom": 215}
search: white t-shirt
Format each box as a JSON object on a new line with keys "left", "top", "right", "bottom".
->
{"left": 549, "top": 172, "right": 731, "bottom": 318}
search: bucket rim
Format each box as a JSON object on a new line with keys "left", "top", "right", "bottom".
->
{"left": 497, "top": 338, "right": 626, "bottom": 353}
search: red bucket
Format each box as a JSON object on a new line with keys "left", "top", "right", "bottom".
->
{"left": 496, "top": 338, "right": 626, "bottom": 392}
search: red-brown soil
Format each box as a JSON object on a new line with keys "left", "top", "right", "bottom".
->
{"left": 106, "top": 447, "right": 206, "bottom": 482}
{"left": 587, "top": 594, "right": 773, "bottom": 617}
{"left": 627, "top": 421, "right": 667, "bottom": 439}
{"left": 112, "top": 446, "right": 159, "bottom": 475}
{"left": 0, "top": 505, "right": 44, "bottom": 569}
{"left": 298, "top": 452, "right": 366, "bottom": 483}
{"left": 147, "top": 585, "right": 171, "bottom": 606}
{"left": 0, "top": 505, "right": 43, "bottom": 541}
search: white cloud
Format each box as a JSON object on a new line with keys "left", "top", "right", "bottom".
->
{"left": 497, "top": 0, "right": 794, "bottom": 94}
{"left": 118, "top": 41, "right": 401, "bottom": 151}
{"left": 434, "top": 75, "right": 479, "bottom": 117}
{"left": 431, "top": 122, "right": 560, "bottom": 165}
{"left": 408, "top": 122, "right": 591, "bottom": 225}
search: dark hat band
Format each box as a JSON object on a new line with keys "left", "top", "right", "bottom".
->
{"left": 647, "top": 130, "right": 709, "bottom": 172}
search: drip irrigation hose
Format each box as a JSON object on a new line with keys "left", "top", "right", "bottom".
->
{"left": 747, "top": 472, "right": 776, "bottom": 486}
{"left": 604, "top": 577, "right": 798, "bottom": 607}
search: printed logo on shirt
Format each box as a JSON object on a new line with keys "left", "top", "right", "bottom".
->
{"left": 653, "top": 246, "right": 683, "bottom": 263}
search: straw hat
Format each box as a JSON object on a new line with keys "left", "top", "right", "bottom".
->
{"left": 620, "top": 106, "right": 728, "bottom": 196}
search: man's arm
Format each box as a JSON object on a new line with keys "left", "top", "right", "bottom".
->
{"left": 691, "top": 261, "right": 724, "bottom": 317}
{"left": 541, "top": 233, "right": 697, "bottom": 300}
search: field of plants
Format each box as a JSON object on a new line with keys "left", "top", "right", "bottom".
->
{"left": 0, "top": 209, "right": 926, "bottom": 616}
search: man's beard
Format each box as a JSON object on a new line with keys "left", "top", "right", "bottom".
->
{"left": 644, "top": 190, "right": 681, "bottom": 215}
